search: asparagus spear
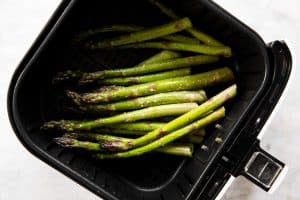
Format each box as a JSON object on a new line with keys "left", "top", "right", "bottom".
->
{"left": 94, "top": 107, "right": 225, "bottom": 158}
{"left": 104, "top": 121, "right": 166, "bottom": 131}
{"left": 77, "top": 90, "right": 207, "bottom": 112}
{"left": 135, "top": 50, "right": 181, "bottom": 65}
{"left": 119, "top": 42, "right": 232, "bottom": 57}
{"left": 98, "top": 126, "right": 206, "bottom": 139}
{"left": 55, "top": 137, "right": 194, "bottom": 157}
{"left": 162, "top": 34, "right": 200, "bottom": 44}
{"left": 97, "top": 68, "right": 191, "bottom": 86}
{"left": 92, "top": 85, "right": 124, "bottom": 93}
{"left": 41, "top": 103, "right": 199, "bottom": 131}
{"left": 79, "top": 55, "right": 219, "bottom": 84}
{"left": 64, "top": 131, "right": 203, "bottom": 144}
{"left": 156, "top": 143, "right": 193, "bottom": 156}
{"left": 123, "top": 85, "right": 237, "bottom": 150}
{"left": 53, "top": 50, "right": 181, "bottom": 83}
{"left": 75, "top": 24, "right": 199, "bottom": 44}
{"left": 94, "top": 128, "right": 149, "bottom": 136}
{"left": 74, "top": 24, "right": 144, "bottom": 41}
{"left": 85, "top": 17, "right": 192, "bottom": 49}
{"left": 148, "top": 0, "right": 224, "bottom": 46}
{"left": 86, "top": 84, "right": 237, "bottom": 151}
{"left": 70, "top": 67, "right": 234, "bottom": 104}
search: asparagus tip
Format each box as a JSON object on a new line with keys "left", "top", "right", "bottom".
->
{"left": 41, "top": 120, "right": 76, "bottom": 131}
{"left": 79, "top": 71, "right": 105, "bottom": 85}
{"left": 66, "top": 90, "right": 82, "bottom": 105}
{"left": 41, "top": 121, "right": 61, "bottom": 130}
{"left": 54, "top": 137, "right": 75, "bottom": 148}
{"left": 63, "top": 132, "right": 79, "bottom": 139}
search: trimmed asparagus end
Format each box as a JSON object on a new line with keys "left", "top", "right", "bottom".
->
{"left": 223, "top": 47, "right": 233, "bottom": 57}
{"left": 157, "top": 143, "right": 194, "bottom": 157}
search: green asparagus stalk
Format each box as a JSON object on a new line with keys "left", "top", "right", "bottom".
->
{"left": 77, "top": 90, "right": 207, "bottom": 112}
{"left": 94, "top": 107, "right": 225, "bottom": 158}
{"left": 92, "top": 85, "right": 124, "bottom": 93}
{"left": 79, "top": 55, "right": 219, "bottom": 84}
{"left": 122, "top": 85, "right": 236, "bottom": 150}
{"left": 157, "top": 109, "right": 212, "bottom": 123}
{"left": 41, "top": 103, "right": 199, "bottom": 131}
{"left": 148, "top": 0, "right": 224, "bottom": 46}
{"left": 85, "top": 17, "right": 192, "bottom": 49}
{"left": 71, "top": 67, "right": 234, "bottom": 104}
{"left": 53, "top": 50, "right": 181, "bottom": 83}
{"left": 155, "top": 143, "right": 193, "bottom": 156}
{"left": 55, "top": 136, "right": 193, "bottom": 157}
{"left": 87, "top": 84, "right": 237, "bottom": 151}
{"left": 192, "top": 129, "right": 206, "bottom": 137}
{"left": 104, "top": 121, "right": 166, "bottom": 131}
{"left": 119, "top": 42, "right": 232, "bottom": 57}
{"left": 95, "top": 128, "right": 206, "bottom": 143}
{"left": 182, "top": 135, "right": 204, "bottom": 144}
{"left": 75, "top": 24, "right": 199, "bottom": 44}
{"left": 162, "top": 34, "right": 200, "bottom": 44}
{"left": 94, "top": 128, "right": 149, "bottom": 136}
{"left": 74, "top": 25, "right": 144, "bottom": 41}
{"left": 64, "top": 131, "right": 204, "bottom": 144}
{"left": 97, "top": 68, "right": 191, "bottom": 86}
{"left": 135, "top": 50, "right": 181, "bottom": 65}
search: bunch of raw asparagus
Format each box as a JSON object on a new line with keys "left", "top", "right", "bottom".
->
{"left": 41, "top": 0, "right": 237, "bottom": 159}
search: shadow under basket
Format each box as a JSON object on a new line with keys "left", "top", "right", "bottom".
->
{"left": 7, "top": 0, "right": 292, "bottom": 199}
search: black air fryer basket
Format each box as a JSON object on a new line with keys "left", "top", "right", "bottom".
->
{"left": 7, "top": 0, "right": 292, "bottom": 199}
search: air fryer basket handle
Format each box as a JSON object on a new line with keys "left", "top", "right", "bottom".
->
{"left": 240, "top": 142, "right": 287, "bottom": 193}
{"left": 238, "top": 40, "right": 292, "bottom": 193}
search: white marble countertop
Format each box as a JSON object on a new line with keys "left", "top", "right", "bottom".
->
{"left": 0, "top": 0, "right": 299, "bottom": 199}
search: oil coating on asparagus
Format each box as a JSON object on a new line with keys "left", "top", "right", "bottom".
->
{"left": 69, "top": 67, "right": 233, "bottom": 104}
{"left": 79, "top": 55, "right": 219, "bottom": 84}
{"left": 41, "top": 103, "right": 199, "bottom": 131}
{"left": 85, "top": 17, "right": 192, "bottom": 49}
{"left": 94, "top": 107, "right": 225, "bottom": 158}
{"left": 97, "top": 68, "right": 191, "bottom": 86}
{"left": 82, "top": 84, "right": 237, "bottom": 151}
{"left": 121, "top": 85, "right": 237, "bottom": 150}
{"left": 55, "top": 136, "right": 194, "bottom": 157}
{"left": 148, "top": 0, "right": 224, "bottom": 46}
{"left": 76, "top": 90, "right": 207, "bottom": 111}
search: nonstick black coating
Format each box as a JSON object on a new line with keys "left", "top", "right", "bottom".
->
{"left": 8, "top": 0, "right": 270, "bottom": 199}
